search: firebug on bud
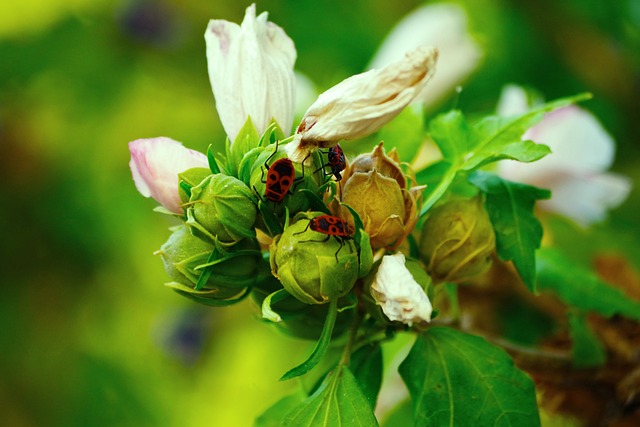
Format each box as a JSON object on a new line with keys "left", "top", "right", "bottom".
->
{"left": 315, "top": 143, "right": 346, "bottom": 181}
{"left": 255, "top": 140, "right": 305, "bottom": 203}
{"left": 295, "top": 215, "right": 353, "bottom": 261}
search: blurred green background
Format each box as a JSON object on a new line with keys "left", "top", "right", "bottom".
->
{"left": 1, "top": 0, "right": 638, "bottom": 425}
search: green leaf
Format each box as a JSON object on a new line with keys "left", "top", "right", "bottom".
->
{"left": 419, "top": 93, "right": 590, "bottom": 217}
{"left": 164, "top": 283, "right": 251, "bottom": 307}
{"left": 258, "top": 200, "right": 284, "bottom": 237}
{"left": 568, "top": 311, "right": 606, "bottom": 368}
{"left": 399, "top": 327, "right": 540, "bottom": 427}
{"left": 462, "top": 93, "right": 590, "bottom": 171}
{"left": 469, "top": 171, "right": 550, "bottom": 292}
{"left": 537, "top": 248, "right": 640, "bottom": 321}
{"left": 350, "top": 343, "right": 383, "bottom": 410}
{"left": 255, "top": 391, "right": 306, "bottom": 427}
{"left": 262, "top": 289, "right": 291, "bottom": 323}
{"left": 381, "top": 400, "right": 413, "bottom": 427}
{"left": 429, "top": 110, "right": 471, "bottom": 163}
{"left": 206, "top": 144, "right": 221, "bottom": 174}
{"left": 298, "top": 189, "right": 332, "bottom": 215}
{"left": 416, "top": 161, "right": 457, "bottom": 216}
{"left": 228, "top": 117, "right": 260, "bottom": 177}
{"left": 280, "top": 299, "right": 339, "bottom": 381}
{"left": 284, "top": 365, "right": 379, "bottom": 426}
{"left": 341, "top": 204, "right": 373, "bottom": 278}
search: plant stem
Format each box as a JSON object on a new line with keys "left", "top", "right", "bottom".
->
{"left": 339, "top": 310, "right": 363, "bottom": 367}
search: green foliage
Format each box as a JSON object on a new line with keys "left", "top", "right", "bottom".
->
{"left": 280, "top": 299, "right": 339, "bottom": 381}
{"left": 255, "top": 392, "right": 306, "bottom": 427}
{"left": 419, "top": 93, "right": 590, "bottom": 215}
{"left": 469, "top": 171, "right": 550, "bottom": 291}
{"left": 537, "top": 248, "right": 640, "bottom": 320}
{"left": 349, "top": 343, "right": 383, "bottom": 409}
{"left": 568, "top": 311, "right": 607, "bottom": 368}
{"left": 399, "top": 327, "right": 540, "bottom": 427}
{"left": 226, "top": 117, "right": 260, "bottom": 177}
{"left": 283, "top": 365, "right": 379, "bottom": 426}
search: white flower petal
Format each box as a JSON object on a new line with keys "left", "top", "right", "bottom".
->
{"left": 205, "top": 4, "right": 296, "bottom": 142}
{"left": 495, "top": 85, "right": 631, "bottom": 226}
{"left": 539, "top": 171, "right": 632, "bottom": 227}
{"left": 369, "top": 3, "right": 481, "bottom": 107}
{"left": 371, "top": 253, "right": 432, "bottom": 326}
{"left": 129, "top": 137, "right": 208, "bottom": 213}
{"left": 524, "top": 106, "right": 615, "bottom": 174}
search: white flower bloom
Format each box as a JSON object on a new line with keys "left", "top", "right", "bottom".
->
{"left": 371, "top": 253, "right": 433, "bottom": 326}
{"left": 369, "top": 3, "right": 482, "bottom": 108}
{"left": 496, "top": 85, "right": 632, "bottom": 226}
{"left": 287, "top": 46, "right": 438, "bottom": 161}
{"left": 205, "top": 4, "right": 296, "bottom": 142}
{"left": 129, "top": 137, "right": 208, "bottom": 213}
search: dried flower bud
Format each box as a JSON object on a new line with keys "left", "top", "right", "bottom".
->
{"left": 186, "top": 174, "right": 257, "bottom": 245}
{"left": 370, "top": 253, "right": 433, "bottom": 326}
{"left": 419, "top": 197, "right": 496, "bottom": 283}
{"left": 286, "top": 46, "right": 438, "bottom": 161}
{"left": 157, "top": 226, "right": 261, "bottom": 300}
{"left": 337, "top": 143, "right": 422, "bottom": 250}
{"left": 269, "top": 212, "right": 359, "bottom": 304}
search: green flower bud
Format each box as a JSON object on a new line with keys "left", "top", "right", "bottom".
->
{"left": 269, "top": 212, "right": 359, "bottom": 304}
{"left": 178, "top": 167, "right": 212, "bottom": 204}
{"left": 419, "top": 197, "right": 496, "bottom": 284}
{"left": 157, "top": 226, "right": 262, "bottom": 300}
{"left": 186, "top": 174, "right": 257, "bottom": 245}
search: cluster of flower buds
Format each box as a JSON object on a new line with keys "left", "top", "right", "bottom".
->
{"left": 128, "top": 4, "right": 504, "bottom": 338}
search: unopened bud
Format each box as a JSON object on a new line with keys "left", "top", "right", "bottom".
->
{"left": 269, "top": 212, "right": 359, "bottom": 304}
{"left": 186, "top": 174, "right": 257, "bottom": 245}
{"left": 419, "top": 197, "right": 495, "bottom": 283}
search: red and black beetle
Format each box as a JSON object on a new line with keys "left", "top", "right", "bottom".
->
{"left": 315, "top": 143, "right": 346, "bottom": 181}
{"left": 256, "top": 141, "right": 305, "bottom": 203}
{"left": 295, "top": 215, "right": 353, "bottom": 261}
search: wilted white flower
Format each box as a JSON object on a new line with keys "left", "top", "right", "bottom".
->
{"left": 497, "top": 85, "right": 632, "bottom": 226}
{"left": 287, "top": 46, "right": 438, "bottom": 161}
{"left": 129, "top": 137, "right": 208, "bottom": 213}
{"left": 371, "top": 253, "right": 432, "bottom": 326}
{"left": 205, "top": 4, "right": 296, "bottom": 142}
{"left": 369, "top": 3, "right": 482, "bottom": 108}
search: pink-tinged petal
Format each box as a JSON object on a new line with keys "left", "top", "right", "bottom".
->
{"left": 369, "top": 3, "right": 481, "bottom": 107}
{"left": 205, "top": 4, "right": 296, "bottom": 142}
{"left": 129, "top": 137, "right": 208, "bottom": 213}
{"left": 495, "top": 85, "right": 630, "bottom": 225}
{"left": 539, "top": 171, "right": 632, "bottom": 227}
{"left": 523, "top": 106, "right": 615, "bottom": 174}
